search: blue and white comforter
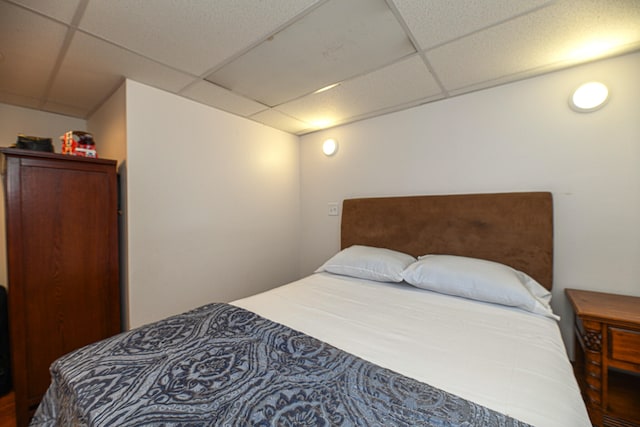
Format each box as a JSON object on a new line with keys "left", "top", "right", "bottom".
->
{"left": 32, "top": 303, "right": 530, "bottom": 426}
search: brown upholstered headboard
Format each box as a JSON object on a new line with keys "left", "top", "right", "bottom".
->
{"left": 341, "top": 192, "right": 554, "bottom": 290}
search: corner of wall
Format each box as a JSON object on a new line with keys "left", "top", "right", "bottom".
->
{"left": 87, "top": 81, "right": 129, "bottom": 329}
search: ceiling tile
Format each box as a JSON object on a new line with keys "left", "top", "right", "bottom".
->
{"left": 391, "top": 0, "right": 553, "bottom": 50}
{"left": 0, "top": 2, "right": 67, "bottom": 98}
{"left": 48, "top": 32, "right": 196, "bottom": 114}
{"left": 250, "top": 109, "right": 313, "bottom": 135}
{"left": 41, "top": 99, "right": 90, "bottom": 118}
{"left": 8, "top": 0, "right": 81, "bottom": 24}
{"left": 0, "top": 90, "right": 40, "bottom": 110}
{"left": 1, "top": 0, "right": 639, "bottom": 134}
{"left": 426, "top": 0, "right": 640, "bottom": 92}
{"left": 78, "top": 0, "right": 321, "bottom": 76}
{"left": 181, "top": 81, "right": 268, "bottom": 117}
{"left": 206, "top": 0, "right": 416, "bottom": 107}
{"left": 276, "top": 54, "right": 443, "bottom": 126}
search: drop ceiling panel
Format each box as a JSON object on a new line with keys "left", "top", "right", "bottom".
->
{"left": 78, "top": 0, "right": 321, "bottom": 76}
{"left": 8, "top": 0, "right": 81, "bottom": 24}
{"left": 426, "top": 0, "right": 640, "bottom": 92}
{"left": 1, "top": 0, "right": 639, "bottom": 134}
{"left": 48, "top": 32, "right": 195, "bottom": 114}
{"left": 181, "top": 81, "right": 268, "bottom": 117}
{"left": 0, "top": 2, "right": 67, "bottom": 98}
{"left": 0, "top": 91, "right": 40, "bottom": 110}
{"left": 391, "top": 0, "right": 553, "bottom": 50}
{"left": 250, "top": 109, "right": 313, "bottom": 135}
{"left": 276, "top": 54, "right": 442, "bottom": 127}
{"left": 42, "top": 99, "right": 90, "bottom": 118}
{"left": 206, "top": 0, "right": 416, "bottom": 107}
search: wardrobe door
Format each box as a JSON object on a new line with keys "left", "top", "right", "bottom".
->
{"left": 2, "top": 149, "right": 120, "bottom": 426}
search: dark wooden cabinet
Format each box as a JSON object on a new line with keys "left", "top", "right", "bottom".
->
{"left": 566, "top": 288, "right": 640, "bottom": 427}
{"left": 1, "top": 148, "right": 121, "bottom": 427}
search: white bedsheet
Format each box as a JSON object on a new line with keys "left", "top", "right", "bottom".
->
{"left": 232, "top": 272, "right": 590, "bottom": 427}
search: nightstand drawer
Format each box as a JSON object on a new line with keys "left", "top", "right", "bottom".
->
{"left": 609, "top": 327, "right": 640, "bottom": 365}
{"left": 567, "top": 289, "right": 640, "bottom": 427}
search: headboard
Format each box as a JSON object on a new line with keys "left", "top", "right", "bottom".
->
{"left": 341, "top": 192, "right": 553, "bottom": 290}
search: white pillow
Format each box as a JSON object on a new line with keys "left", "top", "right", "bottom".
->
{"left": 401, "top": 255, "right": 558, "bottom": 319}
{"left": 316, "top": 245, "right": 416, "bottom": 283}
{"left": 516, "top": 269, "right": 552, "bottom": 305}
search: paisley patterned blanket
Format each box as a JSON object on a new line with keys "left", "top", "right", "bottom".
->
{"left": 32, "top": 303, "right": 530, "bottom": 426}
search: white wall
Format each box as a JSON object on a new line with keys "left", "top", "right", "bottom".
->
{"left": 0, "top": 104, "right": 86, "bottom": 287}
{"left": 0, "top": 104, "right": 87, "bottom": 153}
{"left": 88, "top": 83, "right": 127, "bottom": 164}
{"left": 299, "top": 52, "right": 640, "bottom": 355}
{"left": 123, "top": 80, "right": 301, "bottom": 328}
{"left": 87, "top": 82, "right": 128, "bottom": 327}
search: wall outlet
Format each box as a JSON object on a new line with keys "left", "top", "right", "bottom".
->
{"left": 328, "top": 202, "right": 339, "bottom": 216}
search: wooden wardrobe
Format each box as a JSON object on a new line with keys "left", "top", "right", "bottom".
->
{"left": 1, "top": 148, "right": 121, "bottom": 427}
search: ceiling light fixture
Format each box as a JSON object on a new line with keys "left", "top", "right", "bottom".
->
{"left": 322, "top": 138, "right": 338, "bottom": 156}
{"left": 313, "top": 82, "right": 341, "bottom": 94}
{"left": 569, "top": 82, "right": 609, "bottom": 113}
{"left": 310, "top": 118, "right": 335, "bottom": 129}
{"left": 569, "top": 41, "right": 616, "bottom": 61}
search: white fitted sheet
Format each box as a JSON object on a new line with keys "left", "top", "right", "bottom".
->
{"left": 232, "top": 272, "right": 590, "bottom": 427}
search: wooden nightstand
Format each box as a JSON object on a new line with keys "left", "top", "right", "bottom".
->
{"left": 566, "top": 289, "right": 640, "bottom": 427}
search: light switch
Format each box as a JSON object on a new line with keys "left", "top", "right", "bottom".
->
{"left": 328, "top": 202, "right": 339, "bottom": 216}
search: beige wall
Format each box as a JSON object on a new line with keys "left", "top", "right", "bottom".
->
{"left": 122, "top": 80, "right": 301, "bottom": 328}
{"left": 298, "top": 52, "right": 640, "bottom": 356}
{"left": 87, "top": 82, "right": 128, "bottom": 327}
{"left": 0, "top": 104, "right": 87, "bottom": 153}
{"left": 88, "top": 83, "right": 127, "bottom": 165}
{"left": 0, "top": 104, "right": 87, "bottom": 288}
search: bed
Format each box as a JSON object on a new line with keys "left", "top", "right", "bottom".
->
{"left": 31, "top": 192, "right": 590, "bottom": 426}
